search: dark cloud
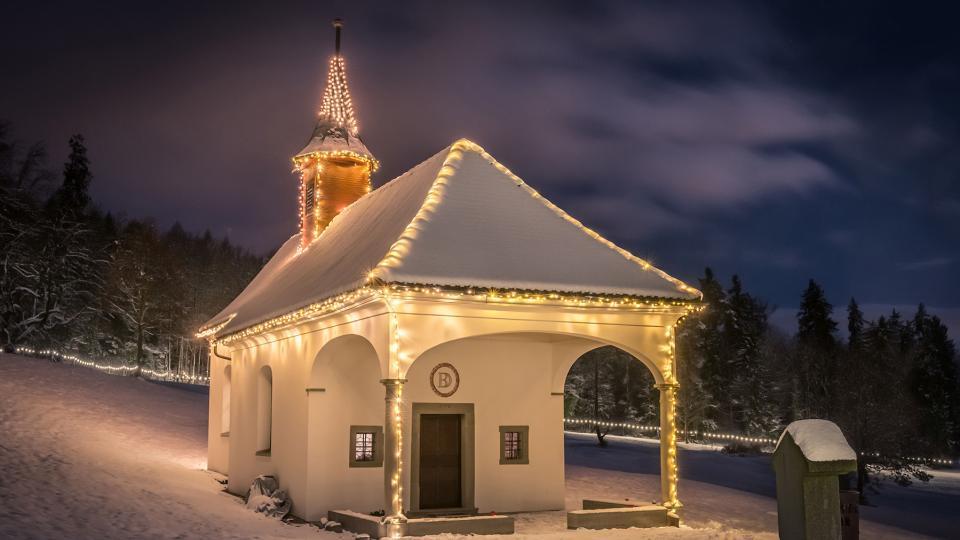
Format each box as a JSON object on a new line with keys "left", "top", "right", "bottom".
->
{"left": 1, "top": 0, "right": 957, "bottom": 314}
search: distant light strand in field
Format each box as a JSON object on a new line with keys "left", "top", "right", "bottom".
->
{"left": 563, "top": 418, "right": 954, "bottom": 466}
{"left": 10, "top": 347, "right": 210, "bottom": 386}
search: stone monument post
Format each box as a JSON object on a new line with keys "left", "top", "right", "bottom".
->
{"left": 772, "top": 419, "right": 858, "bottom": 540}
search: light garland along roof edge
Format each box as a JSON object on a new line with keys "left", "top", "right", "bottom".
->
{"left": 200, "top": 139, "right": 702, "bottom": 343}
{"left": 203, "top": 281, "right": 703, "bottom": 346}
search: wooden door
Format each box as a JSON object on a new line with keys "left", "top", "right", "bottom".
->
{"left": 419, "top": 414, "right": 462, "bottom": 509}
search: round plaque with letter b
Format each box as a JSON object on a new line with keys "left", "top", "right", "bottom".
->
{"left": 430, "top": 363, "right": 460, "bottom": 398}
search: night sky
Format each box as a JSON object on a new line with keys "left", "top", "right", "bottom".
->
{"left": 3, "top": 1, "right": 959, "bottom": 335}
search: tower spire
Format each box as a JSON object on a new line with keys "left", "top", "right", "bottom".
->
{"left": 294, "top": 16, "right": 375, "bottom": 164}
{"left": 317, "top": 19, "right": 359, "bottom": 138}
{"left": 292, "top": 17, "right": 378, "bottom": 249}
{"left": 334, "top": 18, "right": 342, "bottom": 55}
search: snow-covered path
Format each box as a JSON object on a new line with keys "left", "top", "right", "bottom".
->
{"left": 564, "top": 433, "right": 957, "bottom": 539}
{"left": 0, "top": 354, "right": 953, "bottom": 539}
{"left": 0, "top": 354, "right": 334, "bottom": 540}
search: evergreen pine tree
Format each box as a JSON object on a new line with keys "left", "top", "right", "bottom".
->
{"left": 54, "top": 135, "right": 92, "bottom": 215}
{"left": 797, "top": 279, "right": 838, "bottom": 349}
{"left": 847, "top": 298, "right": 864, "bottom": 352}
{"left": 854, "top": 314, "right": 931, "bottom": 492}
{"left": 835, "top": 298, "right": 874, "bottom": 495}
{"left": 911, "top": 306, "right": 959, "bottom": 455}
{"left": 696, "top": 268, "right": 727, "bottom": 430}
{"left": 794, "top": 279, "right": 838, "bottom": 418}
{"left": 676, "top": 313, "right": 711, "bottom": 439}
{"left": 723, "top": 275, "right": 778, "bottom": 434}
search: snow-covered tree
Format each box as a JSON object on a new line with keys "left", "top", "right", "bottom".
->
{"left": 723, "top": 276, "right": 779, "bottom": 435}
{"left": 0, "top": 126, "right": 100, "bottom": 346}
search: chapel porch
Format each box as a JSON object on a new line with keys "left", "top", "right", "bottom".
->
{"left": 327, "top": 431, "right": 681, "bottom": 538}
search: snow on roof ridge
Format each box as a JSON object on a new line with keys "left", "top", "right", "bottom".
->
{"left": 369, "top": 138, "right": 701, "bottom": 299}
{"left": 776, "top": 419, "right": 857, "bottom": 463}
{"left": 366, "top": 140, "right": 465, "bottom": 283}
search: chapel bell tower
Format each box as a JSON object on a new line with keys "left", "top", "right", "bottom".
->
{"left": 293, "top": 18, "right": 379, "bottom": 248}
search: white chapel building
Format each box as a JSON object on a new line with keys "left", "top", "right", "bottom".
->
{"left": 200, "top": 21, "right": 701, "bottom": 534}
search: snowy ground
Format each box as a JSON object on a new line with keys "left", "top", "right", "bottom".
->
{"left": 1, "top": 354, "right": 955, "bottom": 539}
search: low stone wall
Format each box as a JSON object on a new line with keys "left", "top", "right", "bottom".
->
{"left": 328, "top": 510, "right": 385, "bottom": 538}
{"left": 407, "top": 515, "right": 514, "bottom": 536}
{"left": 567, "top": 503, "right": 672, "bottom": 530}
{"left": 582, "top": 498, "right": 644, "bottom": 510}
{"left": 329, "top": 510, "right": 514, "bottom": 538}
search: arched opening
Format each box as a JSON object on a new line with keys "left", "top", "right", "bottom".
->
{"left": 221, "top": 365, "right": 231, "bottom": 435}
{"left": 256, "top": 365, "right": 272, "bottom": 455}
{"left": 562, "top": 345, "right": 664, "bottom": 503}
{"left": 564, "top": 345, "right": 659, "bottom": 445}
{"left": 305, "top": 334, "right": 383, "bottom": 520}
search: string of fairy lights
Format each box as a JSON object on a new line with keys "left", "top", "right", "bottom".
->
{"left": 564, "top": 418, "right": 955, "bottom": 466}
{"left": 11, "top": 346, "right": 210, "bottom": 385}
{"left": 205, "top": 284, "right": 701, "bottom": 346}
{"left": 290, "top": 46, "right": 378, "bottom": 253}
{"left": 659, "top": 324, "right": 681, "bottom": 508}
{"left": 319, "top": 55, "right": 358, "bottom": 137}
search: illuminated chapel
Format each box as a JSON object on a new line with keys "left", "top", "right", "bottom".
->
{"left": 200, "top": 20, "right": 702, "bottom": 537}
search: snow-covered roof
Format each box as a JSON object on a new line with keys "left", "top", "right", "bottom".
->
{"left": 776, "top": 419, "right": 856, "bottom": 463}
{"left": 294, "top": 52, "right": 378, "bottom": 168}
{"left": 202, "top": 139, "right": 700, "bottom": 338}
{"left": 294, "top": 119, "right": 378, "bottom": 169}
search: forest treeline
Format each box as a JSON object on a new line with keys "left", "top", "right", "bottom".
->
{"left": 0, "top": 124, "right": 264, "bottom": 373}
{"left": 566, "top": 269, "right": 960, "bottom": 491}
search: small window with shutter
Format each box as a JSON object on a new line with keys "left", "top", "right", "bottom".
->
{"left": 304, "top": 179, "right": 315, "bottom": 213}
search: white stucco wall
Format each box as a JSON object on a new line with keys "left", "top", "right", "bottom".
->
{"left": 401, "top": 336, "right": 568, "bottom": 513}
{"left": 305, "top": 335, "right": 384, "bottom": 519}
{"left": 219, "top": 301, "right": 392, "bottom": 520}
{"left": 212, "top": 294, "right": 687, "bottom": 519}
{"left": 223, "top": 340, "right": 312, "bottom": 516}
{"left": 206, "top": 352, "right": 230, "bottom": 475}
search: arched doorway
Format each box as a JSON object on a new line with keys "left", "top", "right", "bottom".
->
{"left": 305, "top": 334, "right": 383, "bottom": 520}
{"left": 562, "top": 345, "right": 664, "bottom": 505}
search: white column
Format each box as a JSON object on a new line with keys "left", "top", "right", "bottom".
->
{"left": 658, "top": 382, "right": 681, "bottom": 510}
{"left": 381, "top": 378, "right": 407, "bottom": 534}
